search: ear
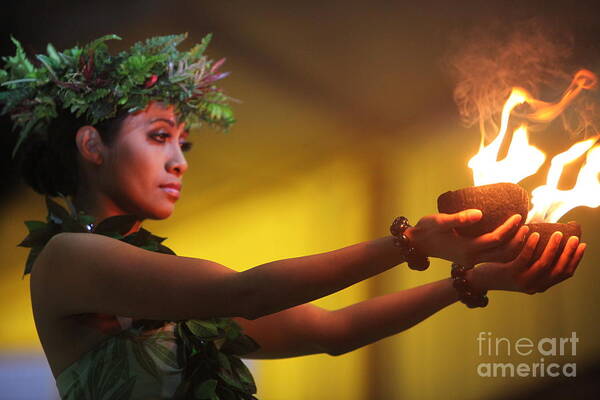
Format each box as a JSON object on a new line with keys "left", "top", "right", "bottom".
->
{"left": 75, "top": 126, "right": 105, "bottom": 165}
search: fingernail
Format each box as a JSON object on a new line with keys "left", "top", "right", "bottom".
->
{"left": 514, "top": 214, "right": 522, "bottom": 223}
{"left": 554, "top": 231, "right": 563, "bottom": 243}
{"left": 468, "top": 209, "right": 483, "bottom": 221}
{"left": 520, "top": 226, "right": 529, "bottom": 240}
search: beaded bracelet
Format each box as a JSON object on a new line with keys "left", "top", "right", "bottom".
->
{"left": 451, "top": 263, "right": 489, "bottom": 308}
{"left": 389, "top": 216, "right": 430, "bottom": 271}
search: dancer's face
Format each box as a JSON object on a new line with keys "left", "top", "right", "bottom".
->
{"left": 98, "top": 101, "right": 191, "bottom": 219}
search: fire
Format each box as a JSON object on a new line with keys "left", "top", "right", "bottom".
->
{"left": 468, "top": 69, "right": 600, "bottom": 223}
{"left": 468, "top": 87, "right": 546, "bottom": 186}
{"left": 528, "top": 141, "right": 599, "bottom": 223}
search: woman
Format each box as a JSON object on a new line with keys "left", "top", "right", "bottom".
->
{"left": 3, "top": 34, "right": 585, "bottom": 399}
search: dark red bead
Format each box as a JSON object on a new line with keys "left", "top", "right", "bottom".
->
{"left": 453, "top": 278, "right": 468, "bottom": 291}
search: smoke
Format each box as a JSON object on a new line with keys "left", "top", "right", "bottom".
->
{"left": 447, "top": 18, "right": 600, "bottom": 141}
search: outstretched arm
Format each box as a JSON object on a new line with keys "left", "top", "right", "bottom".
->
{"left": 33, "top": 210, "right": 521, "bottom": 323}
{"left": 234, "top": 278, "right": 460, "bottom": 359}
{"left": 35, "top": 232, "right": 405, "bottom": 321}
{"left": 236, "top": 229, "right": 586, "bottom": 358}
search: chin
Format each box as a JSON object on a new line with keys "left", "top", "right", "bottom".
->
{"left": 151, "top": 205, "right": 175, "bottom": 220}
{"left": 141, "top": 202, "right": 175, "bottom": 220}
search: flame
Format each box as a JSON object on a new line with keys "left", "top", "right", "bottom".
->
{"left": 468, "top": 69, "right": 599, "bottom": 222}
{"left": 528, "top": 140, "right": 600, "bottom": 223}
{"left": 468, "top": 88, "right": 546, "bottom": 186}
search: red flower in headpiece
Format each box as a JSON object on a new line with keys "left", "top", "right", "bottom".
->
{"left": 144, "top": 74, "right": 158, "bottom": 88}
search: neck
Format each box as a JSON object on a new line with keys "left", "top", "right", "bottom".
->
{"left": 72, "top": 185, "right": 143, "bottom": 236}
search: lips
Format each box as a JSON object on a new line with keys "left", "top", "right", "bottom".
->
{"left": 160, "top": 182, "right": 182, "bottom": 199}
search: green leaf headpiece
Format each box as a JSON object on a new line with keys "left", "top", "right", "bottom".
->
{"left": 0, "top": 33, "right": 235, "bottom": 158}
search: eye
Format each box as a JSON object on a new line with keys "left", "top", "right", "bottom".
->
{"left": 180, "top": 141, "right": 193, "bottom": 152}
{"left": 150, "top": 131, "right": 193, "bottom": 152}
{"left": 150, "top": 131, "right": 170, "bottom": 143}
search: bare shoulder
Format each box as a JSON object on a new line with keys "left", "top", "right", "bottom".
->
{"left": 30, "top": 232, "right": 130, "bottom": 317}
{"left": 29, "top": 236, "right": 114, "bottom": 378}
{"left": 31, "top": 231, "right": 250, "bottom": 322}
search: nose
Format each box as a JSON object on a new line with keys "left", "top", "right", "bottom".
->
{"left": 166, "top": 147, "right": 188, "bottom": 176}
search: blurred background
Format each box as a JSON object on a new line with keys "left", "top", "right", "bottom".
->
{"left": 1, "top": 1, "right": 599, "bottom": 399}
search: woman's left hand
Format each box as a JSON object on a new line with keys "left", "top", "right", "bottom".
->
{"left": 405, "top": 210, "right": 528, "bottom": 266}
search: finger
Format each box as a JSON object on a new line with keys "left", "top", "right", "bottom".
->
{"left": 539, "top": 241, "right": 585, "bottom": 291}
{"left": 549, "top": 236, "right": 580, "bottom": 280}
{"left": 475, "top": 225, "right": 529, "bottom": 264}
{"left": 534, "top": 236, "right": 579, "bottom": 291}
{"left": 500, "top": 224, "right": 530, "bottom": 262}
{"left": 565, "top": 242, "right": 586, "bottom": 276}
{"left": 433, "top": 209, "right": 483, "bottom": 230}
{"left": 538, "top": 231, "right": 563, "bottom": 266}
{"left": 512, "top": 232, "right": 540, "bottom": 271}
{"left": 520, "top": 231, "right": 563, "bottom": 289}
{"left": 472, "top": 214, "right": 523, "bottom": 250}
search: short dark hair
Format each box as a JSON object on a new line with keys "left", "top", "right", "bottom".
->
{"left": 15, "top": 111, "right": 128, "bottom": 197}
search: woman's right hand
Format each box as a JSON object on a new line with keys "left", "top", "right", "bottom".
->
{"left": 473, "top": 231, "right": 587, "bottom": 294}
{"left": 405, "top": 209, "right": 528, "bottom": 266}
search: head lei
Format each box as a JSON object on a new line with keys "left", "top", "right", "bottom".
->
{"left": 0, "top": 33, "right": 235, "bottom": 158}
